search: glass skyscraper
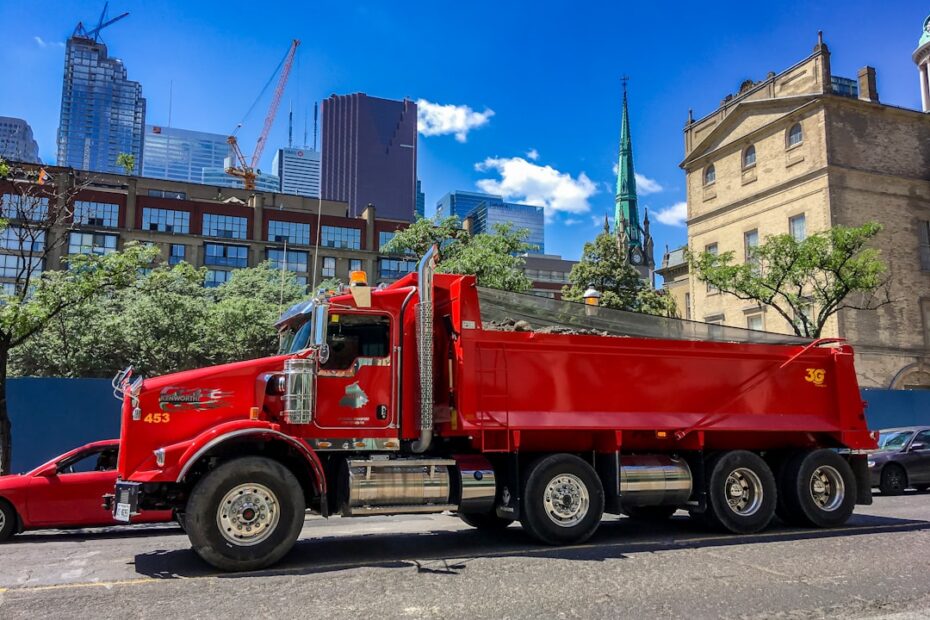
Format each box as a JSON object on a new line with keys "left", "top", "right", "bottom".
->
{"left": 57, "top": 35, "right": 145, "bottom": 173}
{"left": 273, "top": 147, "right": 321, "bottom": 197}
{"left": 415, "top": 179, "right": 425, "bottom": 218}
{"left": 142, "top": 125, "right": 232, "bottom": 183}
{"left": 202, "top": 165, "right": 281, "bottom": 193}
{"left": 0, "top": 117, "right": 40, "bottom": 163}
{"left": 435, "top": 190, "right": 544, "bottom": 253}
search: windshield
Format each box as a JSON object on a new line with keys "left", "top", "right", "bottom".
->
{"left": 278, "top": 318, "right": 313, "bottom": 355}
{"left": 878, "top": 431, "right": 914, "bottom": 451}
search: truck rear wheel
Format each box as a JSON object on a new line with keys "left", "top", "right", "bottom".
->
{"left": 520, "top": 454, "right": 604, "bottom": 545}
{"left": 777, "top": 449, "right": 856, "bottom": 528}
{"left": 185, "top": 456, "right": 305, "bottom": 572}
{"left": 693, "top": 450, "right": 776, "bottom": 534}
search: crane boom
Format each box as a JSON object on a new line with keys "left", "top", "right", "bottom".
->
{"left": 251, "top": 39, "right": 300, "bottom": 169}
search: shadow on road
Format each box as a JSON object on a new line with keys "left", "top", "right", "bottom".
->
{"left": 132, "top": 512, "right": 930, "bottom": 581}
{"left": 13, "top": 524, "right": 183, "bottom": 544}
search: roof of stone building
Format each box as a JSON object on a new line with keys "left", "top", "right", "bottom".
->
{"left": 921, "top": 15, "right": 930, "bottom": 48}
{"left": 663, "top": 246, "right": 687, "bottom": 269}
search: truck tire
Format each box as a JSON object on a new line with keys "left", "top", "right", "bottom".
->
{"left": 879, "top": 464, "right": 907, "bottom": 496}
{"left": 520, "top": 454, "right": 604, "bottom": 545}
{"left": 694, "top": 450, "right": 776, "bottom": 534}
{"left": 458, "top": 512, "right": 514, "bottom": 531}
{"left": 622, "top": 505, "right": 678, "bottom": 522}
{"left": 185, "top": 456, "right": 305, "bottom": 572}
{"left": 777, "top": 449, "right": 856, "bottom": 528}
{"left": 0, "top": 499, "right": 17, "bottom": 542}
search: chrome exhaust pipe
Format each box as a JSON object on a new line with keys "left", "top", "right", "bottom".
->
{"left": 411, "top": 245, "right": 438, "bottom": 453}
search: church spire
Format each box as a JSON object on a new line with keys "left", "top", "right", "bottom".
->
{"left": 614, "top": 78, "right": 642, "bottom": 249}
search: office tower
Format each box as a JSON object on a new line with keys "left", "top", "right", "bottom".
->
{"left": 142, "top": 125, "right": 232, "bottom": 183}
{"left": 0, "top": 117, "right": 40, "bottom": 163}
{"left": 273, "top": 147, "right": 321, "bottom": 197}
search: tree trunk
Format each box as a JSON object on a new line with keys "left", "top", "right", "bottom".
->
{"left": 0, "top": 348, "right": 10, "bottom": 475}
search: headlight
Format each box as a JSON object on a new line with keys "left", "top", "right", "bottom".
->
{"left": 867, "top": 460, "right": 876, "bottom": 468}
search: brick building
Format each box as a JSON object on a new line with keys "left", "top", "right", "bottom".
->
{"left": 0, "top": 163, "right": 413, "bottom": 291}
{"left": 679, "top": 33, "right": 930, "bottom": 389}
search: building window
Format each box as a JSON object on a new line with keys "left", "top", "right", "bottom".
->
{"left": 74, "top": 201, "right": 119, "bottom": 227}
{"left": 205, "top": 269, "right": 232, "bottom": 288}
{"left": 321, "top": 226, "right": 361, "bottom": 249}
{"left": 789, "top": 214, "right": 806, "bottom": 241}
{"left": 787, "top": 122, "right": 803, "bottom": 148}
{"left": 148, "top": 189, "right": 186, "bottom": 200}
{"left": 169, "top": 244, "right": 186, "bottom": 265}
{"left": 68, "top": 232, "right": 117, "bottom": 256}
{"left": 705, "top": 243, "right": 718, "bottom": 294}
{"left": 142, "top": 208, "right": 190, "bottom": 234}
{"left": 0, "top": 227, "right": 44, "bottom": 253}
{"left": 204, "top": 243, "right": 249, "bottom": 268}
{"left": 349, "top": 259, "right": 362, "bottom": 272}
{"left": 746, "top": 314, "right": 763, "bottom": 331}
{"left": 0, "top": 254, "right": 42, "bottom": 278}
{"left": 1, "top": 194, "right": 49, "bottom": 221}
{"left": 684, "top": 292, "right": 692, "bottom": 320}
{"left": 379, "top": 258, "right": 418, "bottom": 280}
{"left": 744, "top": 229, "right": 759, "bottom": 263}
{"left": 321, "top": 256, "right": 336, "bottom": 278}
{"left": 378, "top": 231, "right": 396, "bottom": 250}
{"left": 918, "top": 220, "right": 930, "bottom": 271}
{"left": 203, "top": 213, "right": 248, "bottom": 240}
{"left": 267, "top": 248, "right": 308, "bottom": 273}
{"left": 742, "top": 145, "right": 756, "bottom": 168}
{"left": 268, "top": 220, "right": 310, "bottom": 245}
{"left": 703, "top": 164, "right": 716, "bottom": 186}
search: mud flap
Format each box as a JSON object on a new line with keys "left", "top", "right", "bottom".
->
{"left": 849, "top": 454, "right": 873, "bottom": 505}
{"left": 596, "top": 452, "right": 622, "bottom": 515}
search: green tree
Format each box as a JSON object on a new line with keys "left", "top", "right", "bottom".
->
{"left": 116, "top": 153, "right": 136, "bottom": 176}
{"left": 562, "top": 229, "right": 677, "bottom": 316}
{"left": 687, "top": 222, "right": 889, "bottom": 338}
{"left": 381, "top": 217, "right": 532, "bottom": 292}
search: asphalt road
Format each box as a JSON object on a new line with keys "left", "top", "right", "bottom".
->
{"left": 1, "top": 492, "right": 930, "bottom": 619}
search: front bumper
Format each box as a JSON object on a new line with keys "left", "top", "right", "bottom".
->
{"left": 112, "top": 480, "right": 142, "bottom": 523}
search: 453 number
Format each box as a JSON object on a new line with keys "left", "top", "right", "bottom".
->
{"left": 143, "top": 412, "right": 171, "bottom": 424}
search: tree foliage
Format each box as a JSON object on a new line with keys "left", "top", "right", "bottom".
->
{"left": 562, "top": 229, "right": 677, "bottom": 316}
{"left": 381, "top": 217, "right": 533, "bottom": 292}
{"left": 687, "top": 222, "right": 889, "bottom": 338}
{"left": 116, "top": 153, "right": 136, "bottom": 176}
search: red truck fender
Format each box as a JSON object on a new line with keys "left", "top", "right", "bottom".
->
{"left": 173, "top": 420, "right": 326, "bottom": 497}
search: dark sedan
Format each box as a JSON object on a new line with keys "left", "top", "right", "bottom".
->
{"left": 869, "top": 426, "right": 930, "bottom": 495}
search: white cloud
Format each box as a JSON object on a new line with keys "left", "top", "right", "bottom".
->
{"left": 34, "top": 36, "right": 47, "bottom": 48}
{"left": 34, "top": 36, "right": 64, "bottom": 48}
{"left": 526, "top": 148, "right": 539, "bottom": 161}
{"left": 564, "top": 217, "right": 581, "bottom": 225}
{"left": 416, "top": 99, "right": 494, "bottom": 142}
{"left": 635, "top": 173, "right": 663, "bottom": 195}
{"left": 654, "top": 201, "right": 688, "bottom": 227}
{"left": 475, "top": 156, "right": 598, "bottom": 219}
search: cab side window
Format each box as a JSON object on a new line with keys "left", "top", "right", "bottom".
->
{"left": 59, "top": 448, "right": 118, "bottom": 474}
{"left": 912, "top": 430, "right": 930, "bottom": 450}
{"left": 322, "top": 314, "right": 390, "bottom": 371}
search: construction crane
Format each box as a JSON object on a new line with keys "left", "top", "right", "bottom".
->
{"left": 226, "top": 39, "right": 300, "bottom": 191}
{"left": 73, "top": 2, "right": 129, "bottom": 42}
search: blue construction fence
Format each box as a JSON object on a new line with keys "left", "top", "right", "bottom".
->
{"left": 5, "top": 379, "right": 930, "bottom": 474}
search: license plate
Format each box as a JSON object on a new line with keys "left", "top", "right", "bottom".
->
{"left": 115, "top": 502, "right": 131, "bottom": 522}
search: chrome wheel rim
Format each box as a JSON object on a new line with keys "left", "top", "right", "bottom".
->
{"left": 0, "top": 509, "right": 5, "bottom": 531}
{"left": 217, "top": 483, "right": 280, "bottom": 546}
{"left": 724, "top": 468, "right": 764, "bottom": 516}
{"left": 810, "top": 465, "right": 845, "bottom": 511}
{"left": 543, "top": 473, "right": 590, "bottom": 527}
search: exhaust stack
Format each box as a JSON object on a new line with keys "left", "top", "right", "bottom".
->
{"left": 411, "top": 245, "right": 438, "bottom": 453}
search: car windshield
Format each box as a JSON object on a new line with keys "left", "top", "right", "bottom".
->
{"left": 878, "top": 431, "right": 914, "bottom": 451}
{"left": 278, "top": 318, "right": 313, "bottom": 355}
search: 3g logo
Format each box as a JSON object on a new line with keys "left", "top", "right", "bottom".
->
{"left": 805, "top": 368, "right": 826, "bottom": 387}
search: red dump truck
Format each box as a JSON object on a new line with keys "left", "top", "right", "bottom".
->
{"left": 112, "top": 248, "right": 876, "bottom": 571}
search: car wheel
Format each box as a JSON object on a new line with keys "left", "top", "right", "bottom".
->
{"left": 458, "top": 511, "right": 514, "bottom": 530}
{"left": 622, "top": 505, "right": 678, "bottom": 522}
{"left": 777, "top": 449, "right": 856, "bottom": 528}
{"left": 879, "top": 464, "right": 907, "bottom": 496}
{"left": 694, "top": 450, "right": 777, "bottom": 534}
{"left": 0, "top": 499, "right": 18, "bottom": 542}
{"left": 520, "top": 454, "right": 604, "bottom": 545}
{"left": 185, "top": 456, "right": 305, "bottom": 572}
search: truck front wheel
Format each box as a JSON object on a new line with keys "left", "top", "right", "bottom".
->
{"left": 520, "top": 454, "right": 604, "bottom": 545}
{"left": 693, "top": 450, "right": 776, "bottom": 534}
{"left": 185, "top": 456, "right": 305, "bottom": 572}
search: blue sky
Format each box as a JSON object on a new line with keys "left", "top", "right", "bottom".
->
{"left": 1, "top": 1, "right": 927, "bottom": 265}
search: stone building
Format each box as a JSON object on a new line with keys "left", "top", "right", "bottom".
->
{"left": 0, "top": 162, "right": 413, "bottom": 292}
{"left": 679, "top": 31, "right": 930, "bottom": 389}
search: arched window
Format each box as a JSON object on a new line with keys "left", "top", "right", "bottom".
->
{"left": 743, "top": 145, "right": 756, "bottom": 168}
{"left": 787, "top": 123, "right": 803, "bottom": 148}
{"left": 703, "top": 164, "right": 716, "bottom": 185}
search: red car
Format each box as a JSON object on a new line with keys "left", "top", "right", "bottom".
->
{"left": 0, "top": 440, "right": 172, "bottom": 541}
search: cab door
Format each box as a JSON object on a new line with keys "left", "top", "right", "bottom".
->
{"left": 313, "top": 311, "right": 395, "bottom": 431}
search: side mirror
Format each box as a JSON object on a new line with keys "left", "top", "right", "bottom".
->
{"left": 910, "top": 442, "right": 928, "bottom": 452}
{"left": 36, "top": 464, "right": 58, "bottom": 477}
